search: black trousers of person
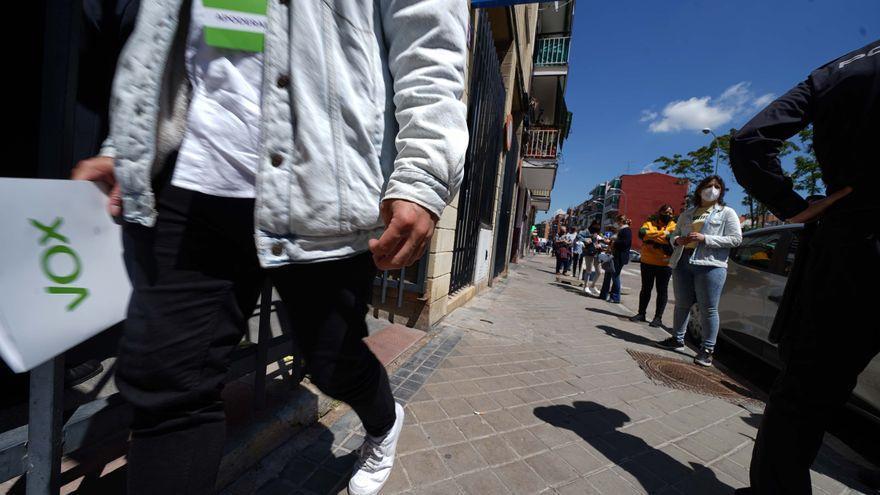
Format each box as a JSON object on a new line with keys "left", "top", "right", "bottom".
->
{"left": 748, "top": 205, "right": 880, "bottom": 494}
{"left": 117, "top": 177, "right": 396, "bottom": 494}
{"left": 636, "top": 263, "right": 672, "bottom": 319}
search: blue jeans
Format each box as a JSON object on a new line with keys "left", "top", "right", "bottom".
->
{"left": 599, "top": 256, "right": 625, "bottom": 302}
{"left": 671, "top": 262, "right": 727, "bottom": 350}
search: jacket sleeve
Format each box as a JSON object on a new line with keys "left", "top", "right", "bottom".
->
{"left": 703, "top": 208, "right": 743, "bottom": 248}
{"left": 729, "top": 81, "right": 812, "bottom": 221}
{"left": 642, "top": 221, "right": 670, "bottom": 243}
{"left": 379, "top": 0, "right": 470, "bottom": 218}
{"left": 669, "top": 216, "right": 684, "bottom": 247}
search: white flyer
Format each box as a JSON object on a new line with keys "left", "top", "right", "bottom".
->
{"left": 0, "top": 179, "right": 131, "bottom": 373}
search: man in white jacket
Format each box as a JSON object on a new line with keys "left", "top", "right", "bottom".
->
{"left": 73, "top": 0, "right": 470, "bottom": 493}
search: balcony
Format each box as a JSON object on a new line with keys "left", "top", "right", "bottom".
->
{"left": 534, "top": 35, "right": 571, "bottom": 77}
{"left": 535, "top": 35, "right": 571, "bottom": 66}
{"left": 523, "top": 128, "right": 560, "bottom": 160}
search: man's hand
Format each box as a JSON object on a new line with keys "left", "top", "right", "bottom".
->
{"left": 369, "top": 199, "right": 437, "bottom": 270}
{"left": 71, "top": 156, "right": 121, "bottom": 216}
{"left": 788, "top": 186, "right": 853, "bottom": 224}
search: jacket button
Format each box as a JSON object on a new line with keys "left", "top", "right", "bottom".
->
{"left": 271, "top": 243, "right": 284, "bottom": 256}
{"left": 276, "top": 74, "right": 290, "bottom": 88}
{"left": 270, "top": 153, "right": 283, "bottom": 167}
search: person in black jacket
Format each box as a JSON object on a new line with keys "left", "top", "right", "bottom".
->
{"left": 598, "top": 215, "right": 632, "bottom": 304}
{"left": 729, "top": 39, "right": 880, "bottom": 495}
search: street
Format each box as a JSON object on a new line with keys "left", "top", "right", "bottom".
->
{"left": 228, "top": 254, "right": 877, "bottom": 495}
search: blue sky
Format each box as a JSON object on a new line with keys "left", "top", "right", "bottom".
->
{"left": 538, "top": 0, "right": 880, "bottom": 221}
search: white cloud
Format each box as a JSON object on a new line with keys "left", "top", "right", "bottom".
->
{"left": 641, "top": 82, "right": 776, "bottom": 134}
{"left": 751, "top": 93, "right": 776, "bottom": 110}
{"left": 639, "top": 110, "right": 658, "bottom": 122}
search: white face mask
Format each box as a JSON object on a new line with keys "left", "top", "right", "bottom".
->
{"left": 700, "top": 186, "right": 721, "bottom": 203}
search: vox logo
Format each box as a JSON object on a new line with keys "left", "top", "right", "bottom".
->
{"left": 30, "top": 217, "right": 89, "bottom": 311}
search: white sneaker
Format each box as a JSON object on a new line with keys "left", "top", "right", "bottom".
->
{"left": 348, "top": 402, "right": 405, "bottom": 495}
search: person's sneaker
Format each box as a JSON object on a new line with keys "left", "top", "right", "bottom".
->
{"left": 649, "top": 317, "right": 663, "bottom": 328}
{"left": 657, "top": 337, "right": 685, "bottom": 351}
{"left": 348, "top": 403, "right": 405, "bottom": 495}
{"left": 694, "top": 347, "right": 714, "bottom": 367}
{"left": 629, "top": 313, "right": 647, "bottom": 323}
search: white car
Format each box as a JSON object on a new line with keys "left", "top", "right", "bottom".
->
{"left": 686, "top": 224, "right": 880, "bottom": 420}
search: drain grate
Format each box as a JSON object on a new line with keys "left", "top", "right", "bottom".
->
{"left": 627, "top": 349, "right": 765, "bottom": 406}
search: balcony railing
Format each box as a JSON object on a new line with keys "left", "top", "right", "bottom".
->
{"left": 535, "top": 35, "right": 571, "bottom": 66}
{"left": 523, "top": 128, "right": 560, "bottom": 159}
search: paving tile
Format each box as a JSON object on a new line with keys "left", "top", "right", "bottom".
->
{"left": 279, "top": 456, "right": 318, "bottom": 483}
{"left": 556, "top": 477, "right": 600, "bottom": 495}
{"left": 480, "top": 409, "right": 521, "bottom": 433}
{"left": 398, "top": 425, "right": 432, "bottom": 454}
{"left": 409, "top": 401, "right": 449, "bottom": 423}
{"left": 553, "top": 443, "right": 605, "bottom": 475}
{"left": 422, "top": 420, "right": 467, "bottom": 447}
{"left": 489, "top": 389, "right": 525, "bottom": 408}
{"left": 455, "top": 470, "right": 508, "bottom": 495}
{"left": 471, "top": 436, "right": 519, "bottom": 466}
{"left": 500, "top": 428, "right": 547, "bottom": 457}
{"left": 453, "top": 415, "right": 495, "bottom": 439}
{"left": 257, "top": 478, "right": 298, "bottom": 495}
{"left": 524, "top": 450, "right": 580, "bottom": 486}
{"left": 585, "top": 469, "right": 643, "bottom": 494}
{"left": 400, "top": 450, "right": 453, "bottom": 487}
{"left": 438, "top": 397, "right": 474, "bottom": 419}
{"left": 413, "top": 479, "right": 463, "bottom": 494}
{"left": 301, "top": 467, "right": 344, "bottom": 494}
{"left": 507, "top": 404, "right": 545, "bottom": 427}
{"left": 382, "top": 465, "right": 411, "bottom": 494}
{"left": 436, "top": 441, "right": 488, "bottom": 475}
{"left": 452, "top": 380, "right": 484, "bottom": 396}
{"left": 465, "top": 395, "right": 502, "bottom": 414}
{"left": 529, "top": 423, "right": 576, "bottom": 449}
{"left": 494, "top": 460, "right": 548, "bottom": 494}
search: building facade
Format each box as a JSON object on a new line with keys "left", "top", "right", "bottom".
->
{"left": 372, "top": 0, "right": 576, "bottom": 329}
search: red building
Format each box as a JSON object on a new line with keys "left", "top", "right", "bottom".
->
{"left": 608, "top": 173, "right": 689, "bottom": 251}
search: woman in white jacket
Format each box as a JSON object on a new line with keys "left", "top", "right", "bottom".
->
{"left": 657, "top": 176, "right": 743, "bottom": 367}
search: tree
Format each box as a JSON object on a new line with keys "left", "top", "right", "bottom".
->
{"left": 790, "top": 127, "right": 823, "bottom": 195}
{"left": 654, "top": 128, "right": 802, "bottom": 228}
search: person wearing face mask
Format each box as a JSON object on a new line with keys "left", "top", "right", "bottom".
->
{"left": 630, "top": 205, "right": 677, "bottom": 327}
{"left": 598, "top": 215, "right": 632, "bottom": 303}
{"left": 657, "top": 176, "right": 742, "bottom": 367}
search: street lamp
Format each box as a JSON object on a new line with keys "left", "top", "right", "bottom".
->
{"left": 702, "top": 127, "right": 720, "bottom": 175}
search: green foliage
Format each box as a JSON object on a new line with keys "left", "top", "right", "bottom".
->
{"left": 790, "top": 127, "right": 823, "bottom": 195}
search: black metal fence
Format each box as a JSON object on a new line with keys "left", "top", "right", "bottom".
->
{"left": 449, "top": 12, "right": 506, "bottom": 294}
{"left": 493, "top": 134, "right": 520, "bottom": 278}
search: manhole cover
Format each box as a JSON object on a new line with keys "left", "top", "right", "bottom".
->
{"left": 627, "top": 349, "right": 764, "bottom": 406}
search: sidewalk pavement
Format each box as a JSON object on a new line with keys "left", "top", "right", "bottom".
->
{"left": 229, "top": 254, "right": 873, "bottom": 495}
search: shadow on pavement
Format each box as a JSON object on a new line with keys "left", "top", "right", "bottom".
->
{"left": 585, "top": 307, "right": 635, "bottom": 320}
{"left": 534, "top": 401, "right": 735, "bottom": 494}
{"left": 597, "top": 325, "right": 693, "bottom": 360}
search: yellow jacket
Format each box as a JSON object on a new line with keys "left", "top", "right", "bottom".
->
{"left": 638, "top": 219, "right": 676, "bottom": 266}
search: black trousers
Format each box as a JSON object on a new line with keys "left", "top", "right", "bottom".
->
{"left": 749, "top": 207, "right": 880, "bottom": 494}
{"left": 637, "top": 263, "right": 672, "bottom": 318}
{"left": 117, "top": 182, "right": 395, "bottom": 495}
{"left": 571, "top": 253, "right": 582, "bottom": 277}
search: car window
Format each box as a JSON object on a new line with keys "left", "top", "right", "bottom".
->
{"left": 732, "top": 233, "right": 782, "bottom": 272}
